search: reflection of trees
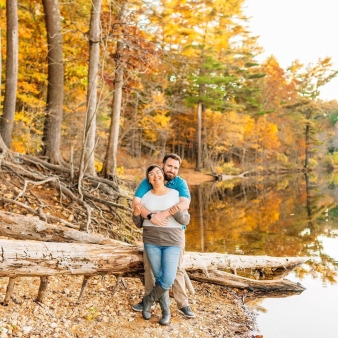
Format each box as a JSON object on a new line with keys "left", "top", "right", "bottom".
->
{"left": 185, "top": 174, "right": 338, "bottom": 285}
{"left": 299, "top": 173, "right": 338, "bottom": 284}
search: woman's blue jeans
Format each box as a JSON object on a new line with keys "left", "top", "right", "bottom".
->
{"left": 144, "top": 243, "right": 181, "bottom": 290}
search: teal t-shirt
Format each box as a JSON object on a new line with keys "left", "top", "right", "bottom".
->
{"left": 134, "top": 176, "right": 191, "bottom": 199}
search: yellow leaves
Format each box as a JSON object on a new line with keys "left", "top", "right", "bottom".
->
{"left": 139, "top": 91, "right": 170, "bottom": 142}
{"left": 97, "top": 130, "right": 108, "bottom": 141}
{"left": 94, "top": 161, "right": 103, "bottom": 173}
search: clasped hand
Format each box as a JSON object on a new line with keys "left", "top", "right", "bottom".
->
{"left": 133, "top": 203, "right": 168, "bottom": 226}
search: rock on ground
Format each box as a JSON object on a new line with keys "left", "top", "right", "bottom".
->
{"left": 0, "top": 275, "right": 257, "bottom": 338}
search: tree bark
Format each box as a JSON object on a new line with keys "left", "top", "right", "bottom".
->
{"left": 80, "top": 0, "right": 102, "bottom": 177}
{"left": 196, "top": 101, "right": 202, "bottom": 171}
{"left": 102, "top": 3, "right": 127, "bottom": 177}
{"left": 41, "top": 0, "right": 64, "bottom": 164}
{"left": 0, "top": 210, "right": 126, "bottom": 245}
{"left": 0, "top": 238, "right": 144, "bottom": 277}
{"left": 1, "top": 0, "right": 18, "bottom": 147}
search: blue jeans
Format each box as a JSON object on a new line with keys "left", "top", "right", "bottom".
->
{"left": 144, "top": 243, "right": 181, "bottom": 290}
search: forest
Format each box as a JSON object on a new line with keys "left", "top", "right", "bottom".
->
{"left": 1, "top": 0, "right": 338, "bottom": 178}
{"left": 0, "top": 1, "right": 334, "bottom": 337}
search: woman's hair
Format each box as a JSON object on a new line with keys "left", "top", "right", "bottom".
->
{"left": 146, "top": 164, "right": 164, "bottom": 178}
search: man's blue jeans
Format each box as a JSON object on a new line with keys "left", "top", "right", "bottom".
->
{"left": 144, "top": 243, "right": 181, "bottom": 290}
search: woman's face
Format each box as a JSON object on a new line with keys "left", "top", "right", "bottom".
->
{"left": 147, "top": 167, "right": 165, "bottom": 185}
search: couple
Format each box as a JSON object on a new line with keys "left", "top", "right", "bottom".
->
{"left": 132, "top": 153, "right": 195, "bottom": 325}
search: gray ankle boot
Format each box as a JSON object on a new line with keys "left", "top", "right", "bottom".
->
{"left": 142, "top": 285, "right": 167, "bottom": 320}
{"left": 158, "top": 291, "right": 171, "bottom": 325}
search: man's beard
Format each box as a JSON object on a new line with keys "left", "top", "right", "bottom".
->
{"left": 164, "top": 172, "right": 176, "bottom": 181}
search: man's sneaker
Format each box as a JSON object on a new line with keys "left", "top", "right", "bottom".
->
{"left": 178, "top": 306, "right": 196, "bottom": 318}
{"left": 132, "top": 302, "right": 143, "bottom": 312}
{"left": 132, "top": 301, "right": 155, "bottom": 312}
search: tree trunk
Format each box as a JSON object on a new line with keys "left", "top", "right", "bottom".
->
{"left": 304, "top": 122, "right": 310, "bottom": 169}
{"left": 1, "top": 0, "right": 18, "bottom": 147}
{"left": 102, "top": 3, "right": 127, "bottom": 177}
{"left": 41, "top": 0, "right": 64, "bottom": 164}
{"left": 79, "top": 0, "right": 102, "bottom": 177}
{"left": 196, "top": 101, "right": 202, "bottom": 171}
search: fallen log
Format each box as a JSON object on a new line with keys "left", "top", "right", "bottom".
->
{"left": 182, "top": 252, "right": 306, "bottom": 274}
{"left": 188, "top": 270, "right": 305, "bottom": 296}
{"left": 0, "top": 210, "right": 128, "bottom": 245}
{"left": 0, "top": 238, "right": 307, "bottom": 291}
{"left": 0, "top": 210, "right": 308, "bottom": 279}
{"left": 0, "top": 211, "right": 305, "bottom": 263}
{"left": 0, "top": 211, "right": 307, "bottom": 277}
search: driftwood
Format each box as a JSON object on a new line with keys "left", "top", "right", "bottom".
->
{"left": 0, "top": 211, "right": 308, "bottom": 303}
{"left": 0, "top": 210, "right": 306, "bottom": 276}
{"left": 0, "top": 238, "right": 307, "bottom": 279}
{"left": 210, "top": 171, "right": 250, "bottom": 181}
{"left": 0, "top": 237, "right": 307, "bottom": 293}
{"left": 0, "top": 210, "right": 126, "bottom": 245}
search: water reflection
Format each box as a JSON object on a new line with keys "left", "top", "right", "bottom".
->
{"left": 185, "top": 173, "right": 338, "bottom": 284}
{"left": 185, "top": 173, "right": 338, "bottom": 337}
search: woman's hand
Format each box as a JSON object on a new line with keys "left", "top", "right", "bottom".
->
{"left": 169, "top": 204, "right": 180, "bottom": 216}
{"left": 133, "top": 203, "right": 143, "bottom": 216}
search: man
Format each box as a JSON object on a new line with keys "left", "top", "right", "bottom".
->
{"left": 132, "top": 153, "right": 195, "bottom": 318}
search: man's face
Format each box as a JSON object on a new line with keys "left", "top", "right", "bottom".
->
{"left": 162, "top": 158, "right": 180, "bottom": 181}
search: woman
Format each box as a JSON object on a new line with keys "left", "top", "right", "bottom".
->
{"left": 132, "top": 164, "right": 189, "bottom": 325}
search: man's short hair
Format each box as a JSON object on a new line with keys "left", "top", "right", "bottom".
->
{"left": 162, "top": 153, "right": 182, "bottom": 165}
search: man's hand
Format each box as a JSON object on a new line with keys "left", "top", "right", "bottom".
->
{"left": 150, "top": 211, "right": 169, "bottom": 226}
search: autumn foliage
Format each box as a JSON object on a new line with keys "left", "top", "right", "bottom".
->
{"left": 0, "top": 0, "right": 338, "bottom": 174}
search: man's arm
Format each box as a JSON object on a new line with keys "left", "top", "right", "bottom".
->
{"left": 132, "top": 177, "right": 190, "bottom": 225}
{"left": 151, "top": 177, "right": 191, "bottom": 224}
{"left": 151, "top": 196, "right": 190, "bottom": 224}
{"left": 133, "top": 195, "right": 190, "bottom": 225}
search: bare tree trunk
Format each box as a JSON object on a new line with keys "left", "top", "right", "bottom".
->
{"left": 41, "top": 0, "right": 64, "bottom": 164}
{"left": 304, "top": 123, "right": 310, "bottom": 169}
{"left": 196, "top": 102, "right": 202, "bottom": 171}
{"left": 102, "top": 3, "right": 128, "bottom": 177}
{"left": 79, "top": 0, "right": 102, "bottom": 177}
{"left": 0, "top": 0, "right": 18, "bottom": 147}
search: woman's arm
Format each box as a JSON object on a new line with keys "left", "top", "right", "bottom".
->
{"left": 132, "top": 203, "right": 144, "bottom": 228}
{"left": 132, "top": 214, "right": 143, "bottom": 228}
{"left": 172, "top": 210, "right": 190, "bottom": 225}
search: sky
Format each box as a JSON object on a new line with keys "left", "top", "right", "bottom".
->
{"left": 243, "top": 0, "right": 338, "bottom": 101}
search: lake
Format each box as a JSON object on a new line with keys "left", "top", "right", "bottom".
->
{"left": 185, "top": 172, "right": 338, "bottom": 338}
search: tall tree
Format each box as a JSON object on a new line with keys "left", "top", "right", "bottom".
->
{"left": 102, "top": 2, "right": 127, "bottom": 177}
{"left": 79, "top": 0, "right": 102, "bottom": 178}
{"left": 285, "top": 58, "right": 338, "bottom": 168}
{"left": 1, "top": 0, "right": 18, "bottom": 147}
{"left": 41, "top": 0, "right": 64, "bottom": 164}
